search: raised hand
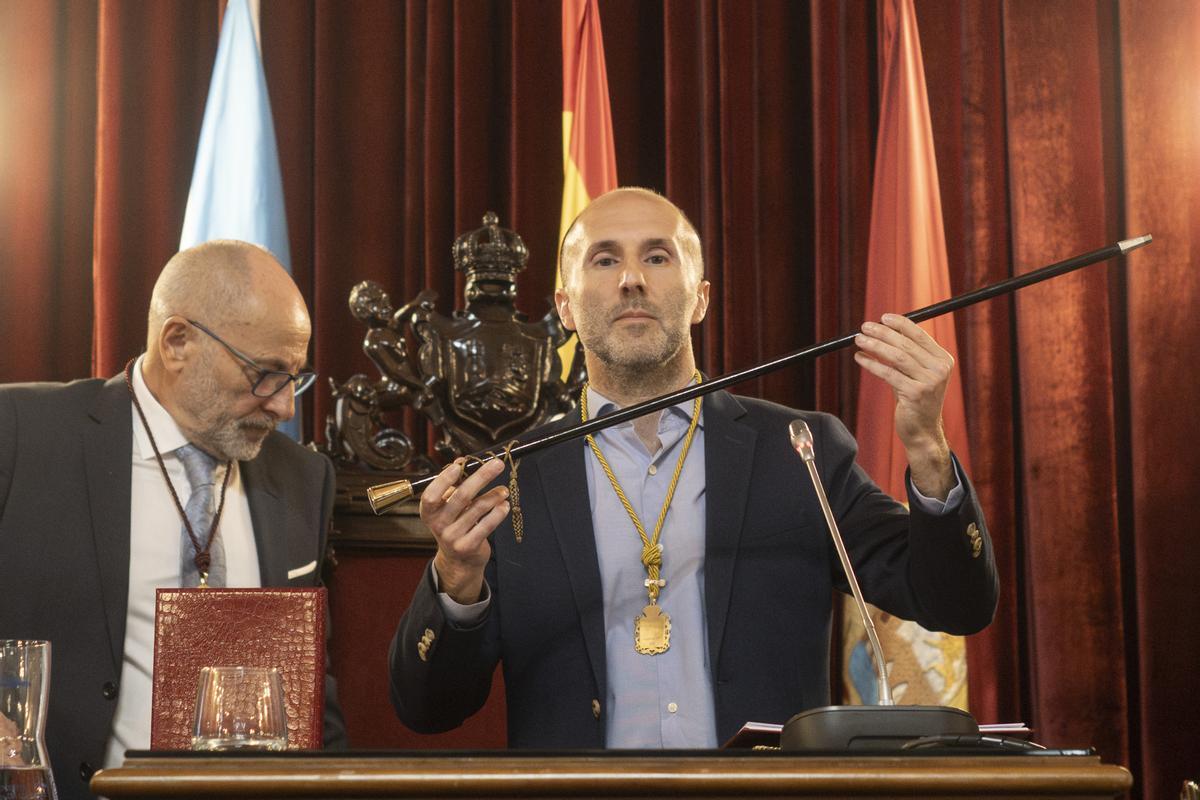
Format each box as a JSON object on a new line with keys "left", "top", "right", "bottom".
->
{"left": 854, "top": 313, "right": 955, "bottom": 499}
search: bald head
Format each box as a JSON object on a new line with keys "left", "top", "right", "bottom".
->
{"left": 558, "top": 187, "right": 704, "bottom": 288}
{"left": 146, "top": 240, "right": 309, "bottom": 351}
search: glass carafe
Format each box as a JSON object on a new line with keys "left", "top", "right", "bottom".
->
{"left": 0, "top": 641, "right": 56, "bottom": 800}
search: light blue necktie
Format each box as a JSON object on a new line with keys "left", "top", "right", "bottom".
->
{"left": 176, "top": 443, "right": 226, "bottom": 587}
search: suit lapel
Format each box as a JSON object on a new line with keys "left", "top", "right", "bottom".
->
{"left": 83, "top": 375, "right": 134, "bottom": 673}
{"left": 534, "top": 414, "right": 608, "bottom": 701}
{"left": 703, "top": 390, "right": 756, "bottom": 677}
{"left": 241, "top": 447, "right": 286, "bottom": 586}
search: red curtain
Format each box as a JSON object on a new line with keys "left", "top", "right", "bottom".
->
{"left": 662, "top": 1, "right": 815, "bottom": 404}
{"left": 1006, "top": 0, "right": 1130, "bottom": 766}
{"left": 2, "top": 1, "right": 1197, "bottom": 796}
{"left": 1119, "top": 0, "right": 1200, "bottom": 792}
{"left": 0, "top": 0, "right": 96, "bottom": 382}
{"left": 92, "top": 1, "right": 219, "bottom": 375}
{"left": 916, "top": 0, "right": 1023, "bottom": 732}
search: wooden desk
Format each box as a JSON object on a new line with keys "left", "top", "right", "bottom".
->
{"left": 92, "top": 751, "right": 1133, "bottom": 799}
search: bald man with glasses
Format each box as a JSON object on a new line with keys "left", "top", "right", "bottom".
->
{"left": 0, "top": 240, "right": 346, "bottom": 800}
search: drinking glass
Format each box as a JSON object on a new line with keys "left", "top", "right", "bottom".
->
{"left": 191, "top": 667, "right": 287, "bottom": 751}
{"left": 0, "top": 640, "right": 57, "bottom": 800}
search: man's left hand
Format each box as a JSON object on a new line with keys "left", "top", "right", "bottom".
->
{"left": 854, "top": 313, "right": 955, "bottom": 499}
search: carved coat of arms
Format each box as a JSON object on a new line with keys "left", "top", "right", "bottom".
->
{"left": 325, "top": 212, "right": 582, "bottom": 476}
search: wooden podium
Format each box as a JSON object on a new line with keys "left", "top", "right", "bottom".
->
{"left": 92, "top": 751, "right": 1132, "bottom": 799}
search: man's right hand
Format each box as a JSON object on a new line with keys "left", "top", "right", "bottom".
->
{"left": 422, "top": 457, "right": 510, "bottom": 605}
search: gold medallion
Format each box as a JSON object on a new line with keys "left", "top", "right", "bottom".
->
{"left": 634, "top": 604, "right": 671, "bottom": 655}
{"left": 581, "top": 376, "right": 700, "bottom": 659}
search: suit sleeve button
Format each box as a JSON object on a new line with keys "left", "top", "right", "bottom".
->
{"left": 591, "top": 699, "right": 601, "bottom": 719}
{"left": 79, "top": 761, "right": 96, "bottom": 781}
{"left": 966, "top": 523, "right": 983, "bottom": 558}
{"left": 102, "top": 681, "right": 118, "bottom": 700}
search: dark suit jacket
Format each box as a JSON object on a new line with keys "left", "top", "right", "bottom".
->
{"left": 389, "top": 390, "right": 998, "bottom": 747}
{"left": 0, "top": 376, "right": 346, "bottom": 800}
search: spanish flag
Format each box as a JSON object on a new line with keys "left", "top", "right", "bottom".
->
{"left": 559, "top": 0, "right": 618, "bottom": 376}
{"left": 844, "top": 0, "right": 973, "bottom": 710}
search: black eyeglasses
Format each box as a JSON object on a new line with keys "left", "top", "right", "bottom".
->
{"left": 187, "top": 319, "right": 317, "bottom": 399}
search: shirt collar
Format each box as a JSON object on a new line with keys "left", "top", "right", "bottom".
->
{"left": 130, "top": 354, "right": 193, "bottom": 460}
{"left": 585, "top": 378, "right": 705, "bottom": 432}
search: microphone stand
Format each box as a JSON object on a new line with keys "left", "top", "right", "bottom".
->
{"left": 367, "top": 234, "right": 1152, "bottom": 512}
{"left": 782, "top": 420, "right": 976, "bottom": 750}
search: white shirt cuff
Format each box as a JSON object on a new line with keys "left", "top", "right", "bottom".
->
{"left": 430, "top": 562, "right": 491, "bottom": 626}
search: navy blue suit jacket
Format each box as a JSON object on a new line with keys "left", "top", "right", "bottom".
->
{"left": 389, "top": 390, "right": 997, "bottom": 746}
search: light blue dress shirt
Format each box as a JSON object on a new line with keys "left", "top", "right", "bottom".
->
{"left": 584, "top": 386, "right": 716, "bottom": 748}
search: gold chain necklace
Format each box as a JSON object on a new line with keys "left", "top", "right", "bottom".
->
{"left": 580, "top": 372, "right": 702, "bottom": 655}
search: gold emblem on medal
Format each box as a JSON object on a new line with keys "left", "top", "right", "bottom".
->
{"left": 634, "top": 604, "right": 671, "bottom": 655}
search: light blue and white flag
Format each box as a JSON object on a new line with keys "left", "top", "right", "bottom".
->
{"left": 181, "top": 0, "right": 301, "bottom": 441}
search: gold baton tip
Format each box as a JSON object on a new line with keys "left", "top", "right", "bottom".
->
{"left": 367, "top": 479, "right": 414, "bottom": 514}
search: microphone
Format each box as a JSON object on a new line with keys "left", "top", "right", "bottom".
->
{"left": 789, "top": 420, "right": 894, "bottom": 707}
{"left": 780, "top": 419, "right": 978, "bottom": 750}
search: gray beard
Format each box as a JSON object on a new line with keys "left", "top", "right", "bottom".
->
{"left": 588, "top": 331, "right": 685, "bottom": 372}
{"left": 190, "top": 417, "right": 274, "bottom": 463}
{"left": 585, "top": 329, "right": 694, "bottom": 401}
{"left": 177, "top": 357, "right": 276, "bottom": 462}
{"left": 582, "top": 300, "right": 689, "bottom": 371}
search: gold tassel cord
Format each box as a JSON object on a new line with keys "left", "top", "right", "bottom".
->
{"left": 457, "top": 441, "right": 523, "bottom": 543}
{"left": 581, "top": 374, "right": 702, "bottom": 604}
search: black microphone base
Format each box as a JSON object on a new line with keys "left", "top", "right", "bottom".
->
{"left": 781, "top": 704, "right": 978, "bottom": 751}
